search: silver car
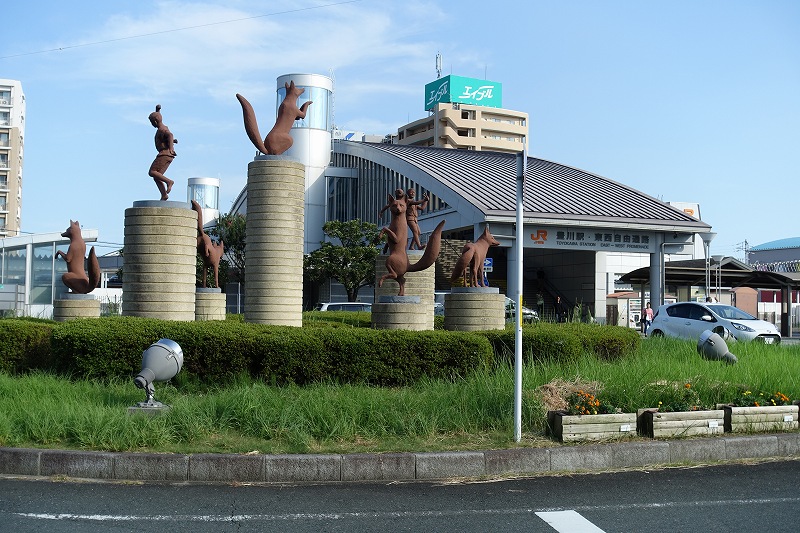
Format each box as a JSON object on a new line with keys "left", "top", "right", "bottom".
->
{"left": 647, "top": 302, "right": 780, "bottom": 344}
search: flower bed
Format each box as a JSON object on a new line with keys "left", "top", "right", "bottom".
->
{"left": 723, "top": 405, "right": 799, "bottom": 433}
{"left": 639, "top": 408, "right": 724, "bottom": 438}
{"left": 547, "top": 410, "right": 637, "bottom": 442}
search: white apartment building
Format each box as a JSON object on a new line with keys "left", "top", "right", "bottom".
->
{"left": 0, "top": 79, "right": 24, "bottom": 237}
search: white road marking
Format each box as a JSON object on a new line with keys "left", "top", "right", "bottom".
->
{"left": 536, "top": 510, "right": 606, "bottom": 532}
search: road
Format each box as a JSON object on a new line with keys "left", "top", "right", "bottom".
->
{"left": 2, "top": 459, "right": 800, "bottom": 532}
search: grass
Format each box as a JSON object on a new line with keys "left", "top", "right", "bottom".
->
{"left": 1, "top": 336, "right": 799, "bottom": 454}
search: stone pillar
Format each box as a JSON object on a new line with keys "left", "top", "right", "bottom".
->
{"left": 371, "top": 295, "right": 430, "bottom": 330}
{"left": 122, "top": 201, "right": 197, "bottom": 321}
{"left": 443, "top": 287, "right": 505, "bottom": 331}
{"left": 53, "top": 294, "right": 100, "bottom": 321}
{"left": 244, "top": 157, "right": 304, "bottom": 326}
{"left": 195, "top": 288, "right": 226, "bottom": 321}
{"left": 374, "top": 251, "right": 435, "bottom": 330}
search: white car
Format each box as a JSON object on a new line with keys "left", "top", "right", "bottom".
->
{"left": 314, "top": 302, "right": 372, "bottom": 312}
{"left": 647, "top": 302, "right": 780, "bottom": 344}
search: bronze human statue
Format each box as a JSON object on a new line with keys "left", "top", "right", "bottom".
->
{"left": 236, "top": 81, "right": 313, "bottom": 155}
{"left": 147, "top": 105, "right": 177, "bottom": 201}
{"left": 191, "top": 200, "right": 224, "bottom": 288}
{"left": 450, "top": 226, "right": 500, "bottom": 287}
{"left": 55, "top": 220, "right": 100, "bottom": 294}
{"left": 405, "top": 188, "right": 429, "bottom": 250}
{"left": 378, "top": 193, "right": 445, "bottom": 296}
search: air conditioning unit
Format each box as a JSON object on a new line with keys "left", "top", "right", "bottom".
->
{"left": 0, "top": 100, "right": 8, "bottom": 105}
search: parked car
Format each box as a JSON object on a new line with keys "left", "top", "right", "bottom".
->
{"left": 314, "top": 302, "right": 372, "bottom": 312}
{"left": 647, "top": 302, "right": 780, "bottom": 344}
{"left": 505, "top": 297, "right": 539, "bottom": 324}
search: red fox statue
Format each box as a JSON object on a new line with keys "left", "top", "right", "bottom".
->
{"left": 450, "top": 226, "right": 500, "bottom": 287}
{"left": 55, "top": 220, "right": 100, "bottom": 294}
{"left": 236, "top": 81, "right": 313, "bottom": 156}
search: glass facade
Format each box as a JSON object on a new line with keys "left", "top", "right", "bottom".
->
{"left": 276, "top": 85, "right": 332, "bottom": 132}
{"left": 188, "top": 181, "right": 218, "bottom": 210}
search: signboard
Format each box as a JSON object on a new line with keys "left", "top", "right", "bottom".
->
{"left": 528, "top": 227, "right": 657, "bottom": 253}
{"left": 483, "top": 257, "right": 493, "bottom": 273}
{"left": 424, "top": 75, "right": 503, "bottom": 111}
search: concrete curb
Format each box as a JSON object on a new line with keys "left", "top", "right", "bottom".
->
{"left": 3, "top": 433, "right": 800, "bottom": 483}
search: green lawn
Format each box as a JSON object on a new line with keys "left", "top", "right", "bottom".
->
{"left": 1, "top": 336, "right": 798, "bottom": 454}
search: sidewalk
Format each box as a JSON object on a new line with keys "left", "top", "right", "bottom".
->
{"left": 3, "top": 433, "right": 800, "bottom": 483}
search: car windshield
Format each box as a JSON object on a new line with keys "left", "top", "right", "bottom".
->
{"left": 707, "top": 304, "right": 756, "bottom": 320}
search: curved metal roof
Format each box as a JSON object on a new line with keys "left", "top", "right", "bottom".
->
{"left": 751, "top": 237, "right": 800, "bottom": 251}
{"left": 337, "top": 141, "right": 710, "bottom": 233}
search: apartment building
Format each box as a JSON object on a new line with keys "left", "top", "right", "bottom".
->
{"left": 397, "top": 74, "right": 528, "bottom": 153}
{"left": 0, "top": 79, "right": 24, "bottom": 237}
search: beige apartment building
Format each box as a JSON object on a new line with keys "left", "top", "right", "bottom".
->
{"left": 396, "top": 74, "right": 527, "bottom": 153}
{"left": 0, "top": 79, "right": 24, "bottom": 237}
{"left": 397, "top": 102, "right": 528, "bottom": 153}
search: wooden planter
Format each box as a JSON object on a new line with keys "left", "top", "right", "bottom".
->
{"left": 547, "top": 410, "right": 636, "bottom": 442}
{"left": 723, "top": 404, "right": 799, "bottom": 433}
{"left": 639, "top": 409, "right": 724, "bottom": 438}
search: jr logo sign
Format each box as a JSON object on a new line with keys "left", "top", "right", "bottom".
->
{"left": 531, "top": 229, "right": 547, "bottom": 244}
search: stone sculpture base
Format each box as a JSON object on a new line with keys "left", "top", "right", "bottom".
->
{"left": 374, "top": 251, "right": 435, "bottom": 329}
{"left": 244, "top": 158, "right": 304, "bottom": 326}
{"left": 53, "top": 293, "right": 100, "bottom": 322}
{"left": 371, "top": 295, "right": 431, "bottom": 330}
{"left": 195, "top": 288, "right": 226, "bottom": 321}
{"left": 443, "top": 287, "right": 505, "bottom": 331}
{"left": 122, "top": 201, "right": 197, "bottom": 321}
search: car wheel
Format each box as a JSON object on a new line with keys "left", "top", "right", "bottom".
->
{"left": 650, "top": 330, "right": 664, "bottom": 337}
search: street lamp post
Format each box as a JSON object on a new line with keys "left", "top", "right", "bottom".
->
{"left": 712, "top": 255, "right": 724, "bottom": 302}
{"left": 700, "top": 232, "right": 717, "bottom": 300}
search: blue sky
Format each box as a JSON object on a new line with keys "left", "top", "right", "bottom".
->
{"left": 2, "top": 0, "right": 798, "bottom": 259}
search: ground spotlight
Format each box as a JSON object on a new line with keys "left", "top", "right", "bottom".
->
{"left": 697, "top": 330, "right": 737, "bottom": 365}
{"left": 133, "top": 338, "right": 183, "bottom": 409}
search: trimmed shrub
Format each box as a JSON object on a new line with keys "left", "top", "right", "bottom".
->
{"left": 0, "top": 319, "right": 55, "bottom": 373}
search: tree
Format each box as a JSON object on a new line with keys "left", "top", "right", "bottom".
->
{"left": 208, "top": 213, "right": 246, "bottom": 283}
{"left": 304, "top": 220, "right": 382, "bottom": 302}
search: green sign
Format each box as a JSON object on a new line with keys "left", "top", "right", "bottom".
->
{"left": 424, "top": 75, "right": 502, "bottom": 111}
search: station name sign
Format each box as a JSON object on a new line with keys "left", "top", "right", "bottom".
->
{"left": 528, "top": 227, "right": 656, "bottom": 253}
{"left": 424, "top": 75, "right": 503, "bottom": 111}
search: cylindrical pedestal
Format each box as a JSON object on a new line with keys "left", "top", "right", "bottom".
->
{"left": 244, "top": 157, "right": 304, "bottom": 326}
{"left": 195, "top": 288, "right": 226, "bottom": 321}
{"left": 53, "top": 294, "right": 100, "bottom": 321}
{"left": 374, "top": 251, "right": 435, "bottom": 330}
{"left": 444, "top": 287, "right": 505, "bottom": 331}
{"left": 372, "top": 296, "right": 429, "bottom": 330}
{"left": 122, "top": 201, "right": 197, "bottom": 321}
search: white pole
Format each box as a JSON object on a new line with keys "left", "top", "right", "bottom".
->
{"left": 514, "top": 148, "right": 526, "bottom": 442}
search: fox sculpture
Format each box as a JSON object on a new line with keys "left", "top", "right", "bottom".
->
{"left": 236, "top": 81, "right": 312, "bottom": 156}
{"left": 450, "top": 226, "right": 500, "bottom": 287}
{"left": 378, "top": 193, "right": 445, "bottom": 296}
{"left": 55, "top": 220, "right": 100, "bottom": 294}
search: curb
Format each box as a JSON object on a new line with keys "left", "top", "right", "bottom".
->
{"left": 3, "top": 433, "right": 800, "bottom": 483}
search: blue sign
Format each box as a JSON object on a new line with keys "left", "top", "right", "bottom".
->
{"left": 483, "top": 257, "right": 493, "bottom": 272}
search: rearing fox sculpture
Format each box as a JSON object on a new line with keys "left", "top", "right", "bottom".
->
{"left": 55, "top": 220, "right": 100, "bottom": 294}
{"left": 236, "top": 81, "right": 313, "bottom": 155}
{"left": 378, "top": 193, "right": 445, "bottom": 296}
{"left": 191, "top": 200, "right": 224, "bottom": 288}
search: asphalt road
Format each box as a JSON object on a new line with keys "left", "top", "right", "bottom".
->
{"left": 2, "top": 459, "right": 800, "bottom": 532}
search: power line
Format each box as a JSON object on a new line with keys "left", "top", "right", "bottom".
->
{"left": 0, "top": 0, "right": 363, "bottom": 60}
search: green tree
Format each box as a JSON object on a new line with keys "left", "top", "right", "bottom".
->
{"left": 304, "top": 220, "right": 382, "bottom": 302}
{"left": 208, "top": 213, "right": 246, "bottom": 282}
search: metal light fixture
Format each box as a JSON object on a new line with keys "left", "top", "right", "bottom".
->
{"left": 697, "top": 330, "right": 737, "bottom": 364}
{"left": 699, "top": 232, "right": 717, "bottom": 300}
{"left": 133, "top": 339, "right": 184, "bottom": 409}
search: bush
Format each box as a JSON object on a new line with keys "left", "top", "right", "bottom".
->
{"left": 34, "top": 316, "right": 494, "bottom": 386}
{"left": 0, "top": 318, "right": 56, "bottom": 373}
{"left": 480, "top": 321, "right": 638, "bottom": 364}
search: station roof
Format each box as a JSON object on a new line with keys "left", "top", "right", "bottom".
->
{"left": 335, "top": 141, "right": 711, "bottom": 234}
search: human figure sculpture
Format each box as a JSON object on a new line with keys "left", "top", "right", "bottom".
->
{"left": 405, "top": 189, "right": 429, "bottom": 250}
{"left": 147, "top": 105, "right": 177, "bottom": 201}
{"left": 378, "top": 188, "right": 405, "bottom": 253}
{"left": 378, "top": 193, "right": 445, "bottom": 296}
{"left": 450, "top": 226, "right": 500, "bottom": 287}
{"left": 55, "top": 220, "right": 100, "bottom": 294}
{"left": 191, "top": 200, "right": 225, "bottom": 288}
{"left": 236, "top": 81, "right": 313, "bottom": 155}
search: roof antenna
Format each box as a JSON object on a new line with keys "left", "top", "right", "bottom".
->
{"left": 436, "top": 52, "right": 442, "bottom": 79}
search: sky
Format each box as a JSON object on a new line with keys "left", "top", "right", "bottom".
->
{"left": 2, "top": 0, "right": 798, "bottom": 260}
